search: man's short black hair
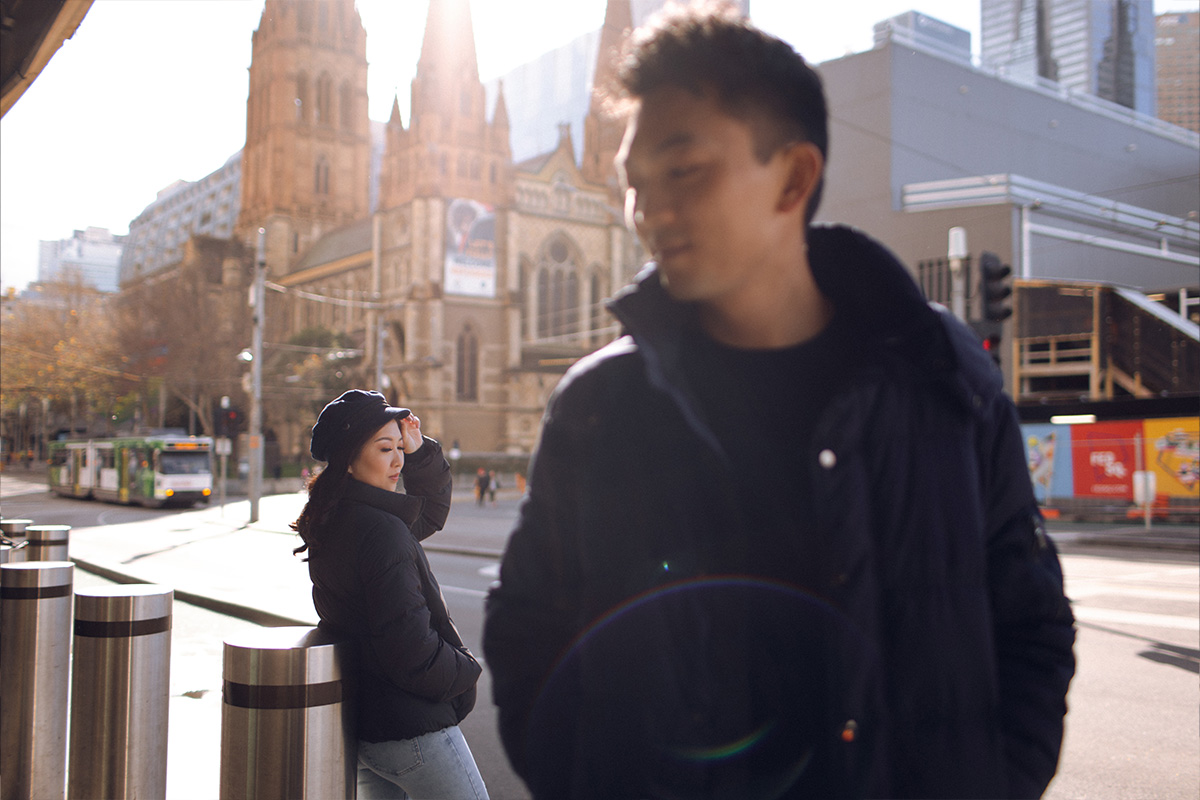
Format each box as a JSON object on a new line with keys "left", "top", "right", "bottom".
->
{"left": 616, "top": 1, "right": 829, "bottom": 224}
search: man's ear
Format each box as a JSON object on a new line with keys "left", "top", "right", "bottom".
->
{"left": 777, "top": 142, "right": 824, "bottom": 215}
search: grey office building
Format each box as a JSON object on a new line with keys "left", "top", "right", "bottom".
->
{"left": 822, "top": 17, "right": 1197, "bottom": 294}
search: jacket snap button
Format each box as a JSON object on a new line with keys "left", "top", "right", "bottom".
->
{"left": 841, "top": 720, "right": 858, "bottom": 742}
{"left": 818, "top": 449, "right": 837, "bottom": 469}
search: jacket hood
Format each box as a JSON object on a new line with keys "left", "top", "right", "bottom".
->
{"left": 607, "top": 224, "right": 1001, "bottom": 413}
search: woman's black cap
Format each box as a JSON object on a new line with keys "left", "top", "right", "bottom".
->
{"left": 310, "top": 390, "right": 411, "bottom": 462}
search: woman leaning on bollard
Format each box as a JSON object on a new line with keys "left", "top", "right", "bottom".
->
{"left": 292, "top": 389, "right": 489, "bottom": 799}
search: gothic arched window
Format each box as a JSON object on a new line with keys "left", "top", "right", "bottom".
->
{"left": 316, "top": 73, "right": 333, "bottom": 126}
{"left": 295, "top": 73, "right": 308, "bottom": 123}
{"left": 456, "top": 325, "right": 479, "bottom": 402}
{"left": 315, "top": 156, "right": 330, "bottom": 195}
{"left": 339, "top": 82, "right": 354, "bottom": 130}
{"left": 537, "top": 268, "right": 550, "bottom": 338}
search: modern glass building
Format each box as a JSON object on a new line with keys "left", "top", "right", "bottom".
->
{"left": 981, "top": 0, "right": 1156, "bottom": 115}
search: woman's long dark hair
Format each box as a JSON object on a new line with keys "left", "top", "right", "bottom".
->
{"left": 291, "top": 423, "right": 378, "bottom": 556}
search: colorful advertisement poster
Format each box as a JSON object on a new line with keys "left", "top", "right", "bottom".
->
{"left": 1144, "top": 416, "right": 1199, "bottom": 499}
{"left": 1070, "top": 421, "right": 1143, "bottom": 499}
{"left": 444, "top": 198, "right": 496, "bottom": 298}
{"left": 1022, "top": 424, "right": 1074, "bottom": 503}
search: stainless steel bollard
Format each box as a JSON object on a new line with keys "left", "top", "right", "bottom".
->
{"left": 1, "top": 562, "right": 74, "bottom": 800}
{"left": 22, "top": 525, "right": 70, "bottom": 563}
{"left": 0, "top": 543, "right": 28, "bottom": 565}
{"left": 68, "top": 585, "right": 173, "bottom": 800}
{"left": 0, "top": 519, "right": 31, "bottom": 565}
{"left": 0, "top": 519, "right": 33, "bottom": 538}
{"left": 220, "top": 626, "right": 355, "bottom": 799}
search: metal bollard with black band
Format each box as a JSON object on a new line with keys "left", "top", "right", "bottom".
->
{"left": 68, "top": 585, "right": 173, "bottom": 800}
{"left": 21, "top": 525, "right": 70, "bottom": 563}
{"left": 0, "top": 519, "right": 33, "bottom": 566}
{"left": 219, "top": 626, "right": 355, "bottom": 799}
{"left": 1, "top": 561, "right": 74, "bottom": 800}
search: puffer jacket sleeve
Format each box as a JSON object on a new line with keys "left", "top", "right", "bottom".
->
{"left": 483, "top": 393, "right": 586, "bottom": 789}
{"left": 982, "top": 396, "right": 1076, "bottom": 799}
{"left": 400, "top": 436, "right": 452, "bottom": 542}
{"left": 359, "top": 515, "right": 480, "bottom": 702}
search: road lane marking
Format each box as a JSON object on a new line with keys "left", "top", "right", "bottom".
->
{"left": 1068, "top": 585, "right": 1200, "bottom": 603}
{"left": 1073, "top": 605, "right": 1199, "bottom": 631}
{"left": 442, "top": 585, "right": 488, "bottom": 598}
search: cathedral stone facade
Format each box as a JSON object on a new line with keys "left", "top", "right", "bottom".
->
{"left": 233, "top": 0, "right": 640, "bottom": 460}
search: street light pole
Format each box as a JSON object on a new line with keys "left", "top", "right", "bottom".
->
{"left": 248, "top": 228, "right": 266, "bottom": 523}
{"left": 948, "top": 226, "right": 968, "bottom": 322}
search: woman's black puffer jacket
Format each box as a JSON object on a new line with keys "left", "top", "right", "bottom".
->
{"left": 307, "top": 438, "right": 479, "bottom": 742}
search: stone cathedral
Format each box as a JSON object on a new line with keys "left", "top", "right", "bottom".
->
{"left": 232, "top": 0, "right": 640, "bottom": 459}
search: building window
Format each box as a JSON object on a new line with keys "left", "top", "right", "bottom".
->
{"left": 340, "top": 82, "right": 354, "bottom": 130}
{"left": 456, "top": 325, "right": 479, "bottom": 401}
{"left": 532, "top": 237, "right": 583, "bottom": 340}
{"left": 591, "top": 273, "right": 602, "bottom": 338}
{"left": 315, "top": 157, "right": 330, "bottom": 195}
{"left": 316, "top": 73, "right": 333, "bottom": 126}
{"left": 537, "top": 268, "right": 550, "bottom": 338}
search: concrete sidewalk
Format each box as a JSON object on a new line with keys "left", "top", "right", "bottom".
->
{"left": 63, "top": 487, "right": 516, "bottom": 627}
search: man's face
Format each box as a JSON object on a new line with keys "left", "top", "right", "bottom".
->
{"left": 616, "top": 86, "right": 798, "bottom": 308}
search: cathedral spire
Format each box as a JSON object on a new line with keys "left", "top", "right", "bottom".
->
{"left": 492, "top": 80, "right": 510, "bottom": 132}
{"left": 582, "top": 0, "right": 634, "bottom": 191}
{"left": 590, "top": 0, "right": 633, "bottom": 115}
{"left": 411, "top": 0, "right": 483, "bottom": 123}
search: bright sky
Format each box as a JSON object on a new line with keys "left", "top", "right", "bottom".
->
{"left": 1, "top": 0, "right": 1196, "bottom": 293}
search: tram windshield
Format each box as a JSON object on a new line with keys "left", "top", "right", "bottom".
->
{"left": 159, "top": 451, "right": 211, "bottom": 475}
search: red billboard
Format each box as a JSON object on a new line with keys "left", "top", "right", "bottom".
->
{"left": 1070, "top": 421, "right": 1144, "bottom": 499}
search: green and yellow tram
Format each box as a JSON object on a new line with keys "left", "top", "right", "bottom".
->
{"left": 48, "top": 435, "right": 213, "bottom": 507}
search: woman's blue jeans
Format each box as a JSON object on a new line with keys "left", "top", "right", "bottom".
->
{"left": 357, "top": 725, "right": 490, "bottom": 799}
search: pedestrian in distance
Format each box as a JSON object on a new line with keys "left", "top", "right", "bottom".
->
{"left": 488, "top": 470, "right": 499, "bottom": 505}
{"left": 293, "top": 389, "right": 489, "bottom": 799}
{"left": 483, "top": 5, "right": 1075, "bottom": 799}
{"left": 475, "top": 467, "right": 490, "bottom": 507}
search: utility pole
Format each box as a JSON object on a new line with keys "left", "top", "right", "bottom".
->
{"left": 248, "top": 228, "right": 266, "bottom": 523}
{"left": 948, "top": 226, "right": 967, "bottom": 322}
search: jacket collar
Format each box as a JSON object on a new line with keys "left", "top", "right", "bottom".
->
{"left": 342, "top": 477, "right": 423, "bottom": 527}
{"left": 607, "top": 224, "right": 1001, "bottom": 414}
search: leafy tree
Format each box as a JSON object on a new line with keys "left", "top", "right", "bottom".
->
{"left": 1, "top": 279, "right": 137, "bottom": 448}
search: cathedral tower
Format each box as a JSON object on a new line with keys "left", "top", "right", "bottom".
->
{"left": 581, "top": 0, "right": 634, "bottom": 197}
{"left": 378, "top": 0, "right": 512, "bottom": 209}
{"left": 236, "top": 0, "right": 371, "bottom": 272}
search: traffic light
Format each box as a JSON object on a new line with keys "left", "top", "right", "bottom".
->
{"left": 971, "top": 320, "right": 1003, "bottom": 367}
{"left": 981, "top": 331, "right": 1001, "bottom": 367}
{"left": 978, "top": 251, "right": 1013, "bottom": 321}
{"left": 219, "top": 407, "right": 243, "bottom": 436}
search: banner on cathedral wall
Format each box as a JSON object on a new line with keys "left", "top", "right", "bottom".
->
{"left": 444, "top": 198, "right": 496, "bottom": 298}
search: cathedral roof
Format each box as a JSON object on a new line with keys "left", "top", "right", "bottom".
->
{"left": 291, "top": 217, "right": 373, "bottom": 273}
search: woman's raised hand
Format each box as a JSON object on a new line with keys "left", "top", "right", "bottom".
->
{"left": 401, "top": 413, "right": 423, "bottom": 453}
